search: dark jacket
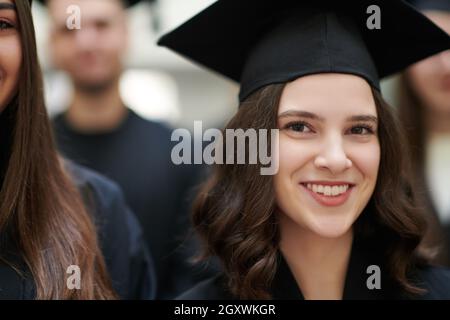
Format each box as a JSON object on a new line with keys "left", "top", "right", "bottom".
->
{"left": 0, "top": 162, "right": 156, "bottom": 300}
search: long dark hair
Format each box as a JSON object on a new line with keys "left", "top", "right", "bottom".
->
{"left": 192, "top": 83, "right": 429, "bottom": 299}
{"left": 0, "top": 0, "right": 116, "bottom": 299}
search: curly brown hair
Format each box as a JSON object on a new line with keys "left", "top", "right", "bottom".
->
{"left": 192, "top": 83, "right": 430, "bottom": 299}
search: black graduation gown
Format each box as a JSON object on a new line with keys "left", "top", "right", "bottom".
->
{"left": 0, "top": 162, "right": 156, "bottom": 300}
{"left": 177, "top": 239, "right": 450, "bottom": 300}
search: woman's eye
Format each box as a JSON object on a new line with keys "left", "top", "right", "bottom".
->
{"left": 285, "top": 122, "right": 312, "bottom": 133}
{"left": 0, "top": 20, "right": 13, "bottom": 30}
{"left": 349, "top": 125, "right": 374, "bottom": 135}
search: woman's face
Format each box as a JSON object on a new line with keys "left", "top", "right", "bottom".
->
{"left": 274, "top": 73, "right": 380, "bottom": 239}
{"left": 406, "top": 11, "right": 450, "bottom": 115}
{"left": 0, "top": 0, "right": 21, "bottom": 113}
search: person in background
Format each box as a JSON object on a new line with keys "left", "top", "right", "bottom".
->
{"left": 0, "top": 0, "right": 155, "bottom": 300}
{"left": 398, "top": 0, "right": 450, "bottom": 266}
{"left": 39, "top": 0, "right": 211, "bottom": 298}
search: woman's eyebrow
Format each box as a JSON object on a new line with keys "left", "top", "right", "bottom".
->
{"left": 278, "top": 111, "right": 378, "bottom": 124}
{"left": 278, "top": 110, "right": 324, "bottom": 122}
{"left": 0, "top": 3, "right": 16, "bottom": 11}
{"left": 346, "top": 115, "right": 378, "bottom": 124}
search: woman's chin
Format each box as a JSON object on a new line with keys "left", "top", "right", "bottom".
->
{"left": 308, "top": 217, "right": 353, "bottom": 239}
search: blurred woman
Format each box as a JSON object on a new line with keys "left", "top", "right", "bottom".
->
{"left": 0, "top": 0, "right": 154, "bottom": 299}
{"left": 398, "top": 0, "right": 450, "bottom": 266}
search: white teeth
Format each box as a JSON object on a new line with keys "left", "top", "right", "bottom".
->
{"left": 331, "top": 186, "right": 339, "bottom": 196}
{"left": 305, "top": 183, "right": 350, "bottom": 196}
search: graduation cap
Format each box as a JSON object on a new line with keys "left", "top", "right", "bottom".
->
{"left": 33, "top": 0, "right": 143, "bottom": 8}
{"left": 158, "top": 0, "right": 450, "bottom": 102}
{"left": 407, "top": 0, "right": 450, "bottom": 12}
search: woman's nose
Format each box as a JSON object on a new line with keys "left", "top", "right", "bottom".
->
{"left": 313, "top": 135, "right": 352, "bottom": 174}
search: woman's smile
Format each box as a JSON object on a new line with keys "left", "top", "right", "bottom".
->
{"left": 299, "top": 182, "right": 356, "bottom": 207}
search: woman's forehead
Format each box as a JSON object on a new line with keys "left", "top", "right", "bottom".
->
{"left": 278, "top": 74, "right": 377, "bottom": 116}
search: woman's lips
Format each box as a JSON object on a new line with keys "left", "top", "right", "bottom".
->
{"left": 300, "top": 183, "right": 354, "bottom": 207}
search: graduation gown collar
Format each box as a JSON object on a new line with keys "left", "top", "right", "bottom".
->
{"left": 271, "top": 237, "right": 404, "bottom": 300}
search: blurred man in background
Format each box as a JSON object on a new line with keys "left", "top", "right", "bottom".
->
{"left": 41, "top": 0, "right": 209, "bottom": 298}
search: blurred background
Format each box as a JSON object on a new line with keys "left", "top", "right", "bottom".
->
{"left": 30, "top": 0, "right": 403, "bottom": 130}
{"left": 33, "top": 0, "right": 240, "bottom": 131}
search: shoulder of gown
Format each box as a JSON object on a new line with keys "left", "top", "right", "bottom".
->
{"left": 65, "top": 161, "right": 157, "bottom": 300}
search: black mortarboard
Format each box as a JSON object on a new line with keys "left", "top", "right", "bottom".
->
{"left": 34, "top": 0, "right": 143, "bottom": 8}
{"left": 407, "top": 0, "right": 450, "bottom": 12}
{"left": 158, "top": 0, "right": 450, "bottom": 102}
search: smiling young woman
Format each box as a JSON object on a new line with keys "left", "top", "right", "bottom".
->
{"left": 159, "top": 0, "right": 450, "bottom": 300}
{"left": 186, "top": 79, "right": 429, "bottom": 300}
{"left": 0, "top": 0, "right": 154, "bottom": 300}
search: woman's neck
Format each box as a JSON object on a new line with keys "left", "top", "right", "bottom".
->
{"left": 279, "top": 219, "right": 353, "bottom": 300}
